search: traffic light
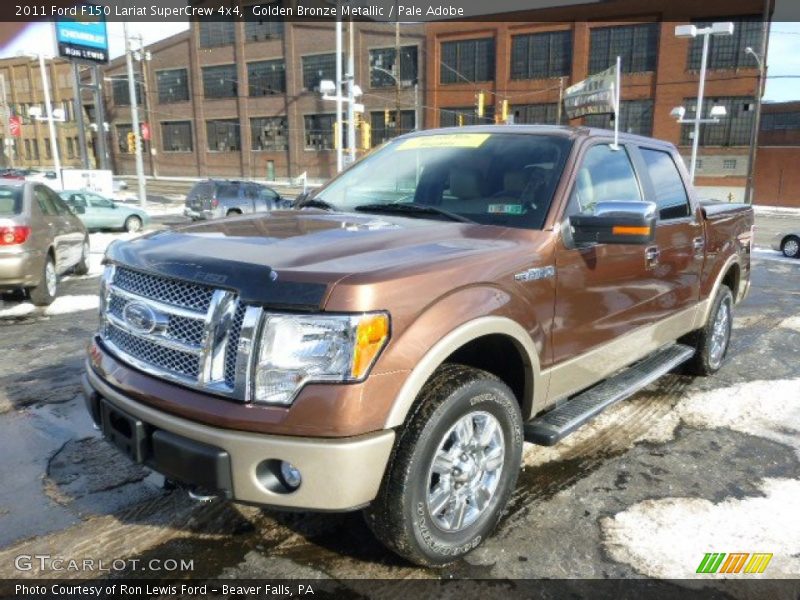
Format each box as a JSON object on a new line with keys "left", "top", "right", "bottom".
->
{"left": 476, "top": 91, "right": 485, "bottom": 118}
{"left": 501, "top": 99, "right": 509, "bottom": 123}
{"left": 457, "top": 113, "right": 464, "bottom": 127}
{"left": 126, "top": 131, "right": 137, "bottom": 154}
{"left": 361, "top": 122, "right": 371, "bottom": 150}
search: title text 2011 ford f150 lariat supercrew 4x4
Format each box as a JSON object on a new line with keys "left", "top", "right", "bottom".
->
{"left": 83, "top": 126, "right": 753, "bottom": 566}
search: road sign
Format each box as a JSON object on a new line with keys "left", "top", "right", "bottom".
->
{"left": 141, "top": 122, "right": 151, "bottom": 141}
{"left": 55, "top": 9, "right": 109, "bottom": 64}
{"left": 8, "top": 116, "right": 21, "bottom": 137}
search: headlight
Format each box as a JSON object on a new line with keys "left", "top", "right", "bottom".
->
{"left": 253, "top": 312, "right": 390, "bottom": 405}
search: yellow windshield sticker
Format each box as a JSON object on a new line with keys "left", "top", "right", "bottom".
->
{"left": 397, "top": 133, "right": 490, "bottom": 150}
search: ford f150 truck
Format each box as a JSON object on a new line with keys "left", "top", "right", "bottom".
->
{"left": 83, "top": 126, "right": 753, "bottom": 566}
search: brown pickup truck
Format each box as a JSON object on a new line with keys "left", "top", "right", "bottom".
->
{"left": 83, "top": 126, "right": 753, "bottom": 566}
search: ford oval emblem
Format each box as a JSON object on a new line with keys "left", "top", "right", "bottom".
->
{"left": 123, "top": 301, "right": 158, "bottom": 334}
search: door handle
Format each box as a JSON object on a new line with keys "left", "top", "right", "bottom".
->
{"left": 645, "top": 246, "right": 660, "bottom": 268}
{"left": 693, "top": 237, "right": 705, "bottom": 253}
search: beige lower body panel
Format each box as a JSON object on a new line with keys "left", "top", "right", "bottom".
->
{"left": 544, "top": 303, "right": 703, "bottom": 404}
{"left": 86, "top": 366, "right": 395, "bottom": 511}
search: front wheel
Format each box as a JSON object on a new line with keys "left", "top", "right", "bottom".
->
{"left": 365, "top": 364, "right": 523, "bottom": 566}
{"left": 782, "top": 236, "right": 800, "bottom": 259}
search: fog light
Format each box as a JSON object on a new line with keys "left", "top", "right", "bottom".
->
{"left": 280, "top": 461, "right": 302, "bottom": 489}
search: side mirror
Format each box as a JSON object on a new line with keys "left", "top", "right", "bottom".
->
{"left": 568, "top": 201, "right": 657, "bottom": 246}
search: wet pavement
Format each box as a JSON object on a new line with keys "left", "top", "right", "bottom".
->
{"left": 0, "top": 215, "right": 798, "bottom": 583}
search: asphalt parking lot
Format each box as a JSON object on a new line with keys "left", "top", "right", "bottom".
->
{"left": 0, "top": 212, "right": 798, "bottom": 586}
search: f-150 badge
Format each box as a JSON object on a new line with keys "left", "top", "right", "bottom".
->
{"left": 514, "top": 266, "right": 555, "bottom": 282}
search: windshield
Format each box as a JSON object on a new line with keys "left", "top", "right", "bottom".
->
{"left": 316, "top": 132, "right": 573, "bottom": 229}
{"left": 0, "top": 186, "right": 22, "bottom": 216}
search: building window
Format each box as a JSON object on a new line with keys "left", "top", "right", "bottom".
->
{"left": 162, "top": 121, "right": 193, "bottom": 152}
{"left": 723, "top": 159, "right": 737, "bottom": 170}
{"left": 761, "top": 111, "right": 800, "bottom": 131}
{"left": 198, "top": 21, "right": 235, "bottom": 48}
{"left": 584, "top": 99, "right": 654, "bottom": 136}
{"left": 510, "top": 30, "right": 572, "bottom": 80}
{"left": 302, "top": 54, "right": 338, "bottom": 92}
{"left": 206, "top": 119, "right": 240, "bottom": 151}
{"left": 688, "top": 17, "right": 764, "bottom": 70}
{"left": 202, "top": 64, "right": 238, "bottom": 99}
{"left": 439, "top": 106, "right": 495, "bottom": 127}
{"left": 116, "top": 124, "right": 132, "bottom": 154}
{"left": 512, "top": 103, "right": 564, "bottom": 125}
{"left": 680, "top": 97, "right": 755, "bottom": 146}
{"left": 24, "top": 139, "right": 31, "bottom": 161}
{"left": 67, "top": 138, "right": 76, "bottom": 159}
{"left": 44, "top": 137, "right": 51, "bottom": 159}
{"left": 157, "top": 69, "right": 189, "bottom": 104}
{"left": 369, "top": 46, "right": 419, "bottom": 88}
{"left": 370, "top": 110, "right": 415, "bottom": 144}
{"left": 251, "top": 117, "right": 288, "bottom": 151}
{"left": 111, "top": 78, "right": 142, "bottom": 106}
{"left": 589, "top": 24, "right": 659, "bottom": 74}
{"left": 696, "top": 159, "right": 703, "bottom": 170}
{"left": 244, "top": 3, "right": 284, "bottom": 41}
{"left": 247, "top": 60, "right": 286, "bottom": 96}
{"left": 304, "top": 114, "right": 343, "bottom": 150}
{"left": 440, "top": 38, "right": 495, "bottom": 84}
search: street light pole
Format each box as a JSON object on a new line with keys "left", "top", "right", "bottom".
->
{"left": 123, "top": 23, "right": 146, "bottom": 207}
{"left": 37, "top": 54, "right": 61, "bottom": 179}
{"left": 346, "top": 17, "right": 356, "bottom": 164}
{"left": 335, "top": 7, "right": 343, "bottom": 172}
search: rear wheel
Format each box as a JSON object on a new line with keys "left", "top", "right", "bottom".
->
{"left": 29, "top": 255, "right": 57, "bottom": 306}
{"left": 684, "top": 285, "right": 733, "bottom": 376}
{"left": 781, "top": 236, "right": 800, "bottom": 259}
{"left": 365, "top": 364, "right": 523, "bottom": 566}
{"left": 124, "top": 216, "right": 142, "bottom": 233}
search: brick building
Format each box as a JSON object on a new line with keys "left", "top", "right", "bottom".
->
{"left": 104, "top": 18, "right": 424, "bottom": 180}
{"left": 755, "top": 101, "right": 800, "bottom": 208}
{"left": 0, "top": 56, "right": 94, "bottom": 170}
{"left": 425, "top": 0, "right": 770, "bottom": 202}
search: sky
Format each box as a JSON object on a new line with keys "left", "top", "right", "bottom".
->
{"left": 1, "top": 17, "right": 798, "bottom": 102}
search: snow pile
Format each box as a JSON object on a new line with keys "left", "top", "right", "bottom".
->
{"left": 779, "top": 316, "right": 800, "bottom": 334}
{"left": 0, "top": 295, "right": 99, "bottom": 319}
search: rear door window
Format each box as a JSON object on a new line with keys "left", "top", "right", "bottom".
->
{"left": 0, "top": 186, "right": 22, "bottom": 215}
{"left": 640, "top": 148, "right": 692, "bottom": 220}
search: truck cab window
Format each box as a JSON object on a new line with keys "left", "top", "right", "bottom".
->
{"left": 640, "top": 148, "right": 692, "bottom": 220}
{"left": 567, "top": 144, "right": 641, "bottom": 216}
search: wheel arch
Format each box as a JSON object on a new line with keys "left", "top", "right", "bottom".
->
{"left": 384, "top": 316, "right": 545, "bottom": 429}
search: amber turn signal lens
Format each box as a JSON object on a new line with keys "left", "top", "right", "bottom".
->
{"left": 612, "top": 225, "right": 651, "bottom": 236}
{"left": 351, "top": 313, "right": 390, "bottom": 379}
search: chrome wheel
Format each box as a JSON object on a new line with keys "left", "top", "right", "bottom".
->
{"left": 708, "top": 297, "right": 731, "bottom": 369}
{"left": 45, "top": 260, "right": 57, "bottom": 297}
{"left": 426, "top": 411, "right": 505, "bottom": 533}
{"left": 125, "top": 216, "right": 142, "bottom": 233}
{"left": 783, "top": 238, "right": 799, "bottom": 258}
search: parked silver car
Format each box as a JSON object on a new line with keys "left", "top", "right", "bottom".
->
{"left": 0, "top": 180, "right": 89, "bottom": 305}
{"left": 771, "top": 231, "right": 800, "bottom": 258}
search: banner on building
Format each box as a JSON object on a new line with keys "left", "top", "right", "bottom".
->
{"left": 563, "top": 64, "right": 618, "bottom": 120}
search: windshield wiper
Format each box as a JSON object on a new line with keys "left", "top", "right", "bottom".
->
{"left": 354, "top": 202, "right": 475, "bottom": 224}
{"left": 296, "top": 197, "right": 335, "bottom": 211}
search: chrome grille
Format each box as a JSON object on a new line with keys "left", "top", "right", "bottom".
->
{"left": 99, "top": 265, "right": 259, "bottom": 401}
{"left": 113, "top": 267, "right": 215, "bottom": 312}
{"left": 105, "top": 323, "right": 200, "bottom": 378}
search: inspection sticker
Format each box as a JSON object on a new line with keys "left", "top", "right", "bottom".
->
{"left": 397, "top": 133, "right": 490, "bottom": 150}
{"left": 488, "top": 204, "right": 524, "bottom": 215}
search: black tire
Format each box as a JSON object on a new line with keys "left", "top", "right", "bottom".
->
{"left": 73, "top": 239, "right": 90, "bottom": 276}
{"left": 683, "top": 285, "right": 734, "bottom": 376}
{"left": 364, "top": 364, "right": 523, "bottom": 567}
{"left": 29, "top": 254, "right": 57, "bottom": 306}
{"left": 124, "top": 216, "right": 143, "bottom": 233}
{"left": 781, "top": 235, "right": 800, "bottom": 259}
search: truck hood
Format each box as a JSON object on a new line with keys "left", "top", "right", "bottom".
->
{"left": 105, "top": 210, "right": 537, "bottom": 309}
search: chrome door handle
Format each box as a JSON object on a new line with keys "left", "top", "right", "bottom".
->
{"left": 693, "top": 237, "right": 705, "bottom": 252}
{"left": 645, "top": 246, "right": 660, "bottom": 268}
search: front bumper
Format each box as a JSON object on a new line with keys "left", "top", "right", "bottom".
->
{"left": 83, "top": 364, "right": 395, "bottom": 511}
{"left": 183, "top": 207, "right": 218, "bottom": 220}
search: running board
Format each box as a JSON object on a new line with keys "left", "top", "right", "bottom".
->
{"left": 524, "top": 344, "right": 695, "bottom": 446}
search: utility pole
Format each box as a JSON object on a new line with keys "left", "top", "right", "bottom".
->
{"left": 92, "top": 65, "right": 109, "bottom": 170}
{"left": 557, "top": 76, "right": 564, "bottom": 124}
{"left": 36, "top": 54, "right": 61, "bottom": 178}
{"left": 395, "top": 21, "right": 401, "bottom": 134}
{"left": 0, "top": 74, "right": 11, "bottom": 167}
{"left": 135, "top": 34, "right": 157, "bottom": 178}
{"left": 71, "top": 62, "right": 89, "bottom": 169}
{"left": 346, "top": 17, "right": 356, "bottom": 164}
{"left": 335, "top": 8, "right": 343, "bottom": 172}
{"left": 123, "top": 22, "right": 146, "bottom": 207}
{"left": 744, "top": 0, "right": 771, "bottom": 205}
